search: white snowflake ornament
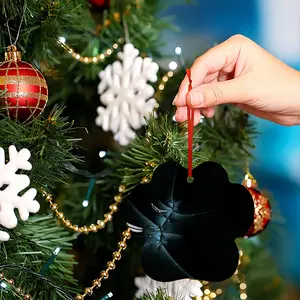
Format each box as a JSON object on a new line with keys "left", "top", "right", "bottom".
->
{"left": 0, "top": 145, "right": 40, "bottom": 241}
{"left": 134, "top": 275, "right": 203, "bottom": 300}
{"left": 96, "top": 43, "right": 159, "bottom": 146}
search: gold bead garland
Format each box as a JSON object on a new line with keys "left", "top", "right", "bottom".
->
{"left": 0, "top": 272, "right": 32, "bottom": 299}
{"left": 74, "top": 228, "right": 131, "bottom": 299}
{"left": 42, "top": 184, "right": 126, "bottom": 234}
{"left": 58, "top": 38, "right": 124, "bottom": 64}
{"left": 141, "top": 161, "right": 157, "bottom": 184}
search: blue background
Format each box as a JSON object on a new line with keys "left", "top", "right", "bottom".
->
{"left": 161, "top": 0, "right": 300, "bottom": 284}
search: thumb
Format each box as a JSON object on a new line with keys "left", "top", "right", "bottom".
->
{"left": 187, "top": 78, "right": 248, "bottom": 108}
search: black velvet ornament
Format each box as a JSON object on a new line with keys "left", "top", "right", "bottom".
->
{"left": 124, "top": 161, "right": 254, "bottom": 282}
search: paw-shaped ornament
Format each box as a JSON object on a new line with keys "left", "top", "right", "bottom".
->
{"left": 124, "top": 161, "right": 254, "bottom": 282}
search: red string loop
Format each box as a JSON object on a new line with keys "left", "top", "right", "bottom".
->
{"left": 186, "top": 69, "right": 194, "bottom": 181}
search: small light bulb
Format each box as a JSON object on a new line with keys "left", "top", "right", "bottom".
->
{"left": 58, "top": 37, "right": 66, "bottom": 44}
{"left": 82, "top": 200, "right": 89, "bottom": 207}
{"left": 99, "top": 151, "right": 107, "bottom": 158}
{"left": 169, "top": 61, "right": 178, "bottom": 70}
{"left": 54, "top": 247, "right": 61, "bottom": 255}
{"left": 0, "top": 282, "right": 7, "bottom": 289}
{"left": 175, "top": 47, "right": 182, "bottom": 55}
{"left": 246, "top": 178, "right": 252, "bottom": 188}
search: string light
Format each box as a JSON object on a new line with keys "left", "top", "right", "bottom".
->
{"left": 82, "top": 200, "right": 89, "bottom": 207}
{"left": 100, "top": 292, "right": 113, "bottom": 300}
{"left": 81, "top": 178, "right": 96, "bottom": 209}
{"left": 39, "top": 247, "right": 61, "bottom": 275}
{"left": 174, "top": 46, "right": 186, "bottom": 69}
{"left": 57, "top": 37, "right": 125, "bottom": 64}
{"left": 168, "top": 61, "right": 178, "bottom": 70}
{"left": 175, "top": 47, "right": 182, "bottom": 55}
{"left": 0, "top": 273, "right": 32, "bottom": 299}
{"left": 99, "top": 150, "right": 107, "bottom": 158}
{"left": 155, "top": 70, "right": 174, "bottom": 95}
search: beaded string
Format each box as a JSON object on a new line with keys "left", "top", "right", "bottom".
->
{"left": 74, "top": 228, "right": 131, "bottom": 300}
{"left": 0, "top": 273, "right": 32, "bottom": 299}
{"left": 42, "top": 184, "right": 126, "bottom": 234}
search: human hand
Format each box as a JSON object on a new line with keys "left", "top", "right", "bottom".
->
{"left": 173, "top": 34, "right": 300, "bottom": 126}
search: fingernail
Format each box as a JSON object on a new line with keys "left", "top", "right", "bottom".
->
{"left": 172, "top": 94, "right": 178, "bottom": 105}
{"left": 190, "top": 92, "right": 204, "bottom": 107}
{"left": 173, "top": 115, "right": 177, "bottom": 122}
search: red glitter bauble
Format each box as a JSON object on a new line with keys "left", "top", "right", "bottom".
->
{"left": 243, "top": 174, "right": 272, "bottom": 237}
{"left": 0, "top": 46, "right": 48, "bottom": 123}
{"left": 88, "top": 0, "right": 110, "bottom": 9}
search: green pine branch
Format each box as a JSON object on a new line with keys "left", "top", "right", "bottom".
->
{"left": 135, "top": 289, "right": 172, "bottom": 300}
{"left": 47, "top": 0, "right": 175, "bottom": 105}
{"left": 0, "top": 106, "right": 81, "bottom": 192}
{"left": 0, "top": 215, "right": 79, "bottom": 300}
{"left": 111, "top": 106, "right": 257, "bottom": 190}
{"left": 0, "top": 0, "right": 86, "bottom": 66}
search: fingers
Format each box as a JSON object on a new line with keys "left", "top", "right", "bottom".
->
{"left": 174, "top": 107, "right": 202, "bottom": 125}
{"left": 201, "top": 106, "right": 215, "bottom": 118}
{"left": 186, "top": 77, "right": 247, "bottom": 108}
{"left": 174, "top": 36, "right": 242, "bottom": 107}
{"left": 236, "top": 104, "right": 270, "bottom": 120}
{"left": 175, "top": 106, "right": 187, "bottom": 122}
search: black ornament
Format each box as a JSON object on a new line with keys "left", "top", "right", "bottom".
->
{"left": 124, "top": 161, "right": 254, "bottom": 282}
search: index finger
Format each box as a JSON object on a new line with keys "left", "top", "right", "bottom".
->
{"left": 174, "top": 35, "right": 242, "bottom": 107}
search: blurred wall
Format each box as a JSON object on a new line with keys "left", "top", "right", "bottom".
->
{"left": 160, "top": 0, "right": 300, "bottom": 285}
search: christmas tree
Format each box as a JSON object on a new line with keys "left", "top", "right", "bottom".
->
{"left": 0, "top": 0, "right": 285, "bottom": 299}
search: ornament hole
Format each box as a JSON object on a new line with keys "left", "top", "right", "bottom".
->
{"left": 187, "top": 176, "right": 194, "bottom": 183}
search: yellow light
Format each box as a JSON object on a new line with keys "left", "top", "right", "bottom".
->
{"left": 204, "top": 297, "right": 210, "bottom": 300}
{"left": 234, "top": 269, "right": 239, "bottom": 275}
{"left": 240, "top": 283, "right": 247, "bottom": 290}
{"left": 240, "top": 293, "right": 247, "bottom": 300}
{"left": 113, "top": 43, "right": 118, "bottom": 49}
{"left": 168, "top": 71, "right": 174, "bottom": 77}
{"left": 107, "top": 49, "right": 112, "bottom": 55}
{"left": 75, "top": 54, "right": 80, "bottom": 60}
{"left": 162, "top": 76, "right": 168, "bottom": 82}
{"left": 84, "top": 57, "right": 89, "bottom": 63}
{"left": 68, "top": 48, "right": 73, "bottom": 54}
{"left": 93, "top": 57, "right": 97, "bottom": 63}
{"left": 100, "top": 54, "right": 105, "bottom": 60}
{"left": 210, "top": 292, "right": 216, "bottom": 298}
{"left": 202, "top": 281, "right": 209, "bottom": 285}
{"left": 204, "top": 289, "right": 210, "bottom": 295}
{"left": 159, "top": 84, "right": 164, "bottom": 90}
{"left": 216, "top": 289, "right": 222, "bottom": 295}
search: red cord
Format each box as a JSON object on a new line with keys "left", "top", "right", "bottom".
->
{"left": 186, "top": 69, "right": 194, "bottom": 179}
